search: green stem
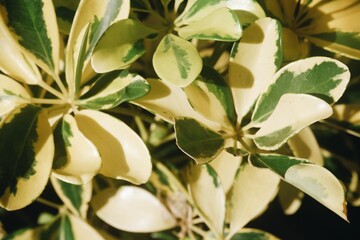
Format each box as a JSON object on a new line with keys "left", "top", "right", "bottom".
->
{"left": 320, "top": 120, "right": 360, "bottom": 138}
{"left": 36, "top": 197, "right": 62, "bottom": 209}
{"left": 204, "top": 42, "right": 229, "bottom": 67}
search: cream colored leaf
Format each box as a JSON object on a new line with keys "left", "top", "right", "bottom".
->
{"left": 226, "top": 0, "right": 266, "bottom": 25}
{"left": 229, "top": 17, "right": 282, "bottom": 123}
{"left": 227, "top": 163, "right": 280, "bottom": 239}
{"left": 188, "top": 164, "right": 225, "bottom": 238}
{"left": 209, "top": 146, "right": 242, "bottom": 193}
{"left": 0, "top": 110, "right": 54, "bottom": 210}
{"left": 285, "top": 164, "right": 348, "bottom": 221}
{"left": 0, "top": 74, "right": 30, "bottom": 117}
{"left": 68, "top": 214, "right": 104, "bottom": 239}
{"left": 332, "top": 104, "right": 360, "bottom": 125}
{"left": 92, "top": 186, "right": 177, "bottom": 232}
{"left": 52, "top": 114, "right": 101, "bottom": 185}
{"left": 278, "top": 181, "right": 304, "bottom": 215}
{"left": 50, "top": 176, "right": 92, "bottom": 218}
{"left": 133, "top": 78, "right": 222, "bottom": 130}
{"left": 66, "top": 0, "right": 130, "bottom": 93}
{"left": 177, "top": 8, "right": 242, "bottom": 41}
{"left": 0, "top": 15, "right": 41, "bottom": 84}
{"left": 254, "top": 93, "right": 333, "bottom": 151}
{"left": 75, "top": 109, "right": 151, "bottom": 184}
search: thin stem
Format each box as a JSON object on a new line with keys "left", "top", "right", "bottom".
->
{"left": 204, "top": 42, "right": 229, "bottom": 67}
{"left": 36, "top": 197, "right": 62, "bottom": 209}
{"left": 51, "top": 73, "right": 69, "bottom": 99}
{"left": 135, "top": 116, "right": 149, "bottom": 141}
{"left": 190, "top": 225, "right": 210, "bottom": 239}
{"left": 30, "top": 97, "right": 66, "bottom": 105}
{"left": 38, "top": 81, "right": 65, "bottom": 100}
{"left": 320, "top": 120, "right": 360, "bottom": 138}
{"left": 105, "top": 106, "right": 159, "bottom": 124}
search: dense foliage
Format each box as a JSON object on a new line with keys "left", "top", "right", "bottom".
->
{"left": 0, "top": 0, "right": 359, "bottom": 239}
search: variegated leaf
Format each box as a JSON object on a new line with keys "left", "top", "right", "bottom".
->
{"left": 175, "top": 0, "right": 227, "bottom": 26}
{"left": 66, "top": 0, "right": 130, "bottom": 95}
{"left": 78, "top": 70, "right": 150, "bottom": 110}
{"left": 249, "top": 153, "right": 348, "bottom": 221}
{"left": 225, "top": 0, "right": 266, "bottom": 26}
{"left": 209, "top": 145, "right": 242, "bottom": 193}
{"left": 92, "top": 19, "right": 156, "bottom": 73}
{"left": 0, "top": 16, "right": 41, "bottom": 84}
{"left": 52, "top": 114, "right": 101, "bottom": 185}
{"left": 1, "top": 0, "right": 60, "bottom": 75}
{"left": 227, "top": 163, "right": 279, "bottom": 239}
{"left": 40, "top": 214, "right": 104, "bottom": 240}
{"left": 53, "top": 0, "right": 80, "bottom": 34}
{"left": 175, "top": 117, "right": 225, "bottom": 164}
{"left": 229, "top": 17, "right": 282, "bottom": 122}
{"left": 0, "top": 74, "right": 30, "bottom": 118}
{"left": 251, "top": 57, "right": 350, "bottom": 126}
{"left": 0, "top": 105, "right": 54, "bottom": 210}
{"left": 51, "top": 176, "right": 92, "bottom": 218}
{"left": 177, "top": 7, "right": 241, "bottom": 41}
{"left": 254, "top": 93, "right": 333, "bottom": 150}
{"left": 75, "top": 110, "right": 151, "bottom": 184}
{"left": 184, "top": 65, "right": 237, "bottom": 129}
{"left": 308, "top": 32, "right": 360, "bottom": 60}
{"left": 187, "top": 164, "right": 225, "bottom": 238}
{"left": 153, "top": 33, "right": 202, "bottom": 87}
{"left": 92, "top": 186, "right": 177, "bottom": 232}
{"left": 230, "top": 228, "right": 280, "bottom": 240}
{"left": 133, "top": 79, "right": 222, "bottom": 130}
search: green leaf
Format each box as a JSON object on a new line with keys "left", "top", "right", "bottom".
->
{"left": 308, "top": 31, "right": 360, "bottom": 60}
{"left": 229, "top": 17, "right": 282, "bottom": 122}
{"left": 52, "top": 114, "right": 101, "bottom": 185}
{"left": 177, "top": 7, "right": 242, "bottom": 41}
{"left": 251, "top": 57, "right": 350, "bottom": 126}
{"left": 227, "top": 163, "right": 279, "bottom": 239}
{"left": 175, "top": 117, "right": 225, "bottom": 164}
{"left": 92, "top": 186, "right": 177, "bottom": 233}
{"left": 0, "top": 104, "right": 54, "bottom": 210}
{"left": 153, "top": 33, "right": 202, "bottom": 87}
{"left": 1, "top": 0, "right": 59, "bottom": 74}
{"left": 184, "top": 65, "right": 237, "bottom": 129}
{"left": 253, "top": 93, "right": 333, "bottom": 150}
{"left": 75, "top": 110, "right": 152, "bottom": 184}
{"left": 187, "top": 164, "right": 225, "bottom": 238}
{"left": 51, "top": 176, "right": 92, "bottom": 218}
{"left": 249, "top": 153, "right": 348, "bottom": 220}
{"left": 78, "top": 70, "right": 150, "bottom": 110}
{"left": 92, "top": 19, "right": 156, "bottom": 73}
{"left": 53, "top": 0, "right": 80, "bottom": 34}
{"left": 230, "top": 228, "right": 280, "bottom": 240}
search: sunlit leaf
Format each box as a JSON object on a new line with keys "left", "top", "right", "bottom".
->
{"left": 254, "top": 93, "right": 333, "bottom": 150}
{"left": 75, "top": 110, "right": 151, "bottom": 184}
{"left": 0, "top": 16, "right": 42, "bottom": 84}
{"left": 175, "top": 0, "right": 227, "bottom": 26}
{"left": 0, "top": 105, "right": 54, "bottom": 210}
{"left": 175, "top": 117, "right": 225, "bottom": 164}
{"left": 251, "top": 57, "right": 350, "bottom": 126}
{"left": 92, "top": 19, "right": 156, "bottom": 73}
{"left": 1, "top": 0, "right": 60, "bottom": 75}
{"left": 178, "top": 7, "right": 241, "bottom": 41}
{"left": 184, "top": 65, "right": 237, "bottom": 129}
{"left": 187, "top": 164, "right": 225, "bottom": 238}
{"left": 229, "top": 17, "right": 282, "bottom": 122}
{"left": 92, "top": 186, "right": 177, "bottom": 232}
{"left": 226, "top": 0, "right": 266, "bottom": 26}
{"left": 52, "top": 114, "right": 101, "bottom": 185}
{"left": 249, "top": 153, "right": 348, "bottom": 221}
{"left": 66, "top": 0, "right": 130, "bottom": 94}
{"left": 51, "top": 176, "right": 92, "bottom": 218}
{"left": 134, "top": 79, "right": 222, "bottom": 130}
{"left": 0, "top": 74, "right": 30, "bottom": 118}
{"left": 153, "top": 33, "right": 202, "bottom": 87}
{"left": 78, "top": 70, "right": 150, "bottom": 110}
{"left": 227, "top": 163, "right": 279, "bottom": 239}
